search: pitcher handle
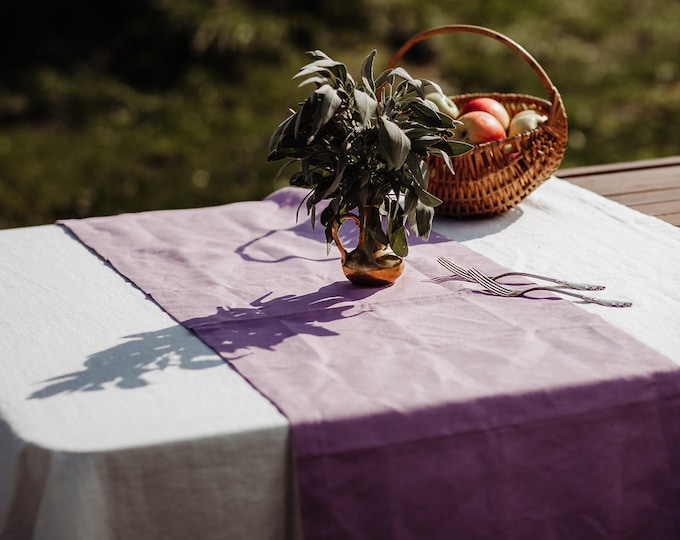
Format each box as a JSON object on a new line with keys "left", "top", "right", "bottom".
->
{"left": 330, "top": 213, "right": 361, "bottom": 264}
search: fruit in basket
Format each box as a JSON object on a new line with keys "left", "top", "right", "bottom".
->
{"left": 424, "top": 92, "right": 460, "bottom": 119}
{"left": 460, "top": 97, "right": 510, "bottom": 130}
{"left": 453, "top": 111, "right": 506, "bottom": 144}
{"left": 508, "top": 109, "right": 548, "bottom": 137}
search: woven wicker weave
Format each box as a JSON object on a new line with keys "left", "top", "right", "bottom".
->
{"left": 387, "top": 25, "right": 568, "bottom": 217}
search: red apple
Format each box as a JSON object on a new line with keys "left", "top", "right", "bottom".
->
{"left": 453, "top": 111, "right": 506, "bottom": 144}
{"left": 460, "top": 97, "right": 510, "bottom": 130}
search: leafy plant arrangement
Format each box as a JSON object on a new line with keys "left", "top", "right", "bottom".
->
{"left": 267, "top": 49, "right": 471, "bottom": 261}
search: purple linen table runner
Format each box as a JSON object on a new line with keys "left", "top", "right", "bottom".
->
{"left": 60, "top": 187, "right": 680, "bottom": 539}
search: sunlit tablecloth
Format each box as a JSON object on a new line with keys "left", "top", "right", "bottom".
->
{"left": 2, "top": 176, "right": 680, "bottom": 539}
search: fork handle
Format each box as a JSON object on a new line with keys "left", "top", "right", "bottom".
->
{"left": 528, "top": 287, "right": 632, "bottom": 308}
{"left": 552, "top": 280, "right": 605, "bottom": 291}
{"left": 494, "top": 272, "right": 605, "bottom": 291}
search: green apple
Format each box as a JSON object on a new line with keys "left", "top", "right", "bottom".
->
{"left": 425, "top": 92, "right": 460, "bottom": 119}
{"left": 508, "top": 109, "right": 548, "bottom": 137}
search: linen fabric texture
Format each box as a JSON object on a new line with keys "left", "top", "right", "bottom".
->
{"left": 61, "top": 187, "right": 680, "bottom": 540}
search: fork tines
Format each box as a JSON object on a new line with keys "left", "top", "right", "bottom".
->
{"left": 467, "top": 267, "right": 507, "bottom": 294}
{"left": 436, "top": 257, "right": 472, "bottom": 281}
{"left": 437, "top": 256, "right": 606, "bottom": 291}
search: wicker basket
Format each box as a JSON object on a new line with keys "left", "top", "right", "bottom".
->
{"left": 387, "top": 25, "right": 568, "bottom": 217}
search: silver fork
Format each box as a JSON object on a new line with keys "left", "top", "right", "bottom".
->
{"left": 467, "top": 267, "right": 632, "bottom": 308}
{"left": 436, "top": 257, "right": 605, "bottom": 291}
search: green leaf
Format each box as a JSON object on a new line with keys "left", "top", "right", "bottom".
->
{"left": 293, "top": 66, "right": 332, "bottom": 84}
{"left": 306, "top": 50, "right": 332, "bottom": 61}
{"left": 436, "top": 139, "right": 474, "bottom": 157}
{"left": 421, "top": 97, "right": 451, "bottom": 117}
{"left": 294, "top": 98, "right": 314, "bottom": 140}
{"left": 378, "top": 116, "right": 411, "bottom": 171}
{"left": 319, "top": 140, "right": 349, "bottom": 199}
{"left": 361, "top": 50, "right": 377, "bottom": 94}
{"left": 432, "top": 148, "right": 456, "bottom": 176}
{"left": 413, "top": 183, "right": 442, "bottom": 208}
{"left": 409, "top": 99, "right": 454, "bottom": 127}
{"left": 388, "top": 223, "right": 409, "bottom": 257}
{"left": 327, "top": 62, "right": 350, "bottom": 85}
{"left": 406, "top": 154, "right": 441, "bottom": 208}
{"left": 403, "top": 189, "right": 418, "bottom": 216}
{"left": 407, "top": 199, "right": 435, "bottom": 240}
{"left": 406, "top": 151, "right": 428, "bottom": 188}
{"left": 320, "top": 200, "right": 341, "bottom": 231}
{"left": 420, "top": 79, "right": 445, "bottom": 96}
{"left": 395, "top": 78, "right": 424, "bottom": 99}
{"left": 366, "top": 205, "right": 390, "bottom": 246}
{"left": 381, "top": 195, "right": 396, "bottom": 220}
{"left": 410, "top": 135, "right": 443, "bottom": 152}
{"left": 403, "top": 124, "right": 437, "bottom": 139}
{"left": 373, "top": 68, "right": 391, "bottom": 90}
{"left": 297, "top": 75, "right": 329, "bottom": 88}
{"left": 386, "top": 66, "right": 415, "bottom": 84}
{"left": 384, "top": 199, "right": 408, "bottom": 257}
{"left": 374, "top": 66, "right": 416, "bottom": 90}
{"left": 294, "top": 59, "right": 344, "bottom": 79}
{"left": 353, "top": 88, "right": 377, "bottom": 127}
{"left": 309, "top": 84, "right": 342, "bottom": 142}
{"left": 309, "top": 202, "right": 317, "bottom": 228}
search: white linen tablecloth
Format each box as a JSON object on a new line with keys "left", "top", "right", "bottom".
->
{"left": 1, "top": 176, "right": 679, "bottom": 539}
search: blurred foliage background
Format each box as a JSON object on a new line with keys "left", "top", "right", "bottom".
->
{"left": 1, "top": 0, "right": 679, "bottom": 229}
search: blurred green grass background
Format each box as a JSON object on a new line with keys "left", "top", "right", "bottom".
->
{"left": 1, "top": 0, "right": 679, "bottom": 229}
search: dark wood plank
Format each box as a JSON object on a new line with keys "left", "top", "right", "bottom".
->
{"left": 629, "top": 199, "right": 680, "bottom": 216}
{"left": 558, "top": 157, "right": 680, "bottom": 226}
{"left": 609, "top": 186, "right": 680, "bottom": 206}
{"left": 558, "top": 156, "right": 680, "bottom": 179}
{"left": 562, "top": 167, "right": 680, "bottom": 197}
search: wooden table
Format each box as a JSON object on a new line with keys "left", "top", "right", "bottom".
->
{"left": 559, "top": 156, "right": 680, "bottom": 226}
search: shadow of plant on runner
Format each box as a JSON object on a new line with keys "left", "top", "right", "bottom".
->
{"left": 182, "top": 281, "right": 379, "bottom": 362}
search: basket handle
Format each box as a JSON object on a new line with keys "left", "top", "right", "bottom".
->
{"left": 386, "top": 24, "right": 559, "bottom": 103}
